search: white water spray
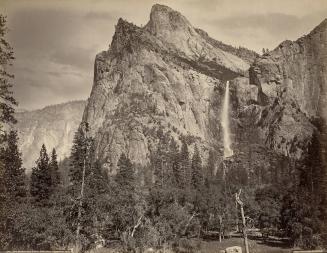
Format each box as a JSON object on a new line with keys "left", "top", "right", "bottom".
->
{"left": 221, "top": 81, "right": 233, "bottom": 158}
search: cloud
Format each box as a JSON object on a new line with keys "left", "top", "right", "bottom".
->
{"left": 84, "top": 11, "right": 117, "bottom": 21}
{"left": 12, "top": 59, "right": 92, "bottom": 110}
{"left": 6, "top": 7, "right": 111, "bottom": 110}
{"left": 199, "top": 9, "right": 327, "bottom": 51}
{"left": 211, "top": 13, "right": 299, "bottom": 33}
{"left": 50, "top": 46, "right": 95, "bottom": 71}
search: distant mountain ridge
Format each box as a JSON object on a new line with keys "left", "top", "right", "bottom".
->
{"left": 14, "top": 100, "right": 86, "bottom": 170}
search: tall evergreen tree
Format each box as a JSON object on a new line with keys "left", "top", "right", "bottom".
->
{"left": 205, "top": 150, "right": 216, "bottom": 180}
{"left": 116, "top": 153, "right": 134, "bottom": 189}
{"left": 0, "top": 16, "right": 18, "bottom": 248}
{"left": 178, "top": 138, "right": 191, "bottom": 189}
{"left": 300, "top": 131, "right": 323, "bottom": 195}
{"left": 67, "top": 122, "right": 109, "bottom": 250}
{"left": 191, "top": 145, "right": 203, "bottom": 191}
{"left": 49, "top": 148, "right": 60, "bottom": 190}
{"left": 190, "top": 145, "right": 205, "bottom": 219}
{"left": 87, "top": 160, "right": 109, "bottom": 197}
{"left": 112, "top": 153, "right": 136, "bottom": 234}
{"left": 0, "top": 15, "right": 17, "bottom": 130}
{"left": 67, "top": 160, "right": 110, "bottom": 249}
{"left": 280, "top": 128, "right": 326, "bottom": 249}
{"left": 168, "top": 137, "right": 180, "bottom": 189}
{"left": 0, "top": 131, "right": 26, "bottom": 249}
{"left": 69, "top": 123, "right": 93, "bottom": 191}
{"left": 67, "top": 122, "right": 94, "bottom": 251}
{"left": 152, "top": 128, "right": 171, "bottom": 187}
{"left": 30, "top": 144, "right": 52, "bottom": 204}
{"left": 1, "top": 130, "right": 26, "bottom": 200}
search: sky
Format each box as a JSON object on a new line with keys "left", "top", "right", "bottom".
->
{"left": 1, "top": 0, "right": 326, "bottom": 110}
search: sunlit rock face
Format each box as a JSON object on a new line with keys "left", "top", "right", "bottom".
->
{"left": 83, "top": 3, "right": 325, "bottom": 174}
{"left": 245, "top": 18, "right": 327, "bottom": 159}
{"left": 83, "top": 4, "right": 254, "bottom": 173}
{"left": 14, "top": 101, "right": 86, "bottom": 171}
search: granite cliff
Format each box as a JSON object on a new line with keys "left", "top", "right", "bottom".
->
{"left": 15, "top": 100, "right": 86, "bottom": 170}
{"left": 83, "top": 4, "right": 326, "bottom": 175}
{"left": 244, "top": 18, "right": 327, "bottom": 158}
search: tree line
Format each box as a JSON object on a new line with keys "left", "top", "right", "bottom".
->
{"left": 1, "top": 122, "right": 326, "bottom": 251}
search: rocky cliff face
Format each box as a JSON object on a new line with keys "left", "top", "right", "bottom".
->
{"left": 15, "top": 101, "right": 86, "bottom": 170}
{"left": 245, "top": 18, "right": 327, "bottom": 158}
{"left": 83, "top": 4, "right": 326, "bottom": 174}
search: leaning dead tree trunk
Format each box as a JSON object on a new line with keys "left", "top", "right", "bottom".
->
{"left": 182, "top": 212, "right": 198, "bottom": 235}
{"left": 235, "top": 189, "right": 249, "bottom": 253}
{"left": 131, "top": 215, "right": 143, "bottom": 238}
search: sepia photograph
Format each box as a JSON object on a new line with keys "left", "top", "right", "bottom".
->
{"left": 0, "top": 0, "right": 327, "bottom": 252}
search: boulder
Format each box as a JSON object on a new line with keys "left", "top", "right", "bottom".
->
{"left": 225, "top": 246, "right": 242, "bottom": 253}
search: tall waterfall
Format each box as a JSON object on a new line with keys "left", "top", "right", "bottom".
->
{"left": 221, "top": 81, "right": 233, "bottom": 158}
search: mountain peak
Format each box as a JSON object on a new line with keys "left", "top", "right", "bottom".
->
{"left": 151, "top": 4, "right": 174, "bottom": 13}
{"left": 146, "top": 4, "right": 193, "bottom": 37}
{"left": 110, "top": 18, "right": 140, "bottom": 54}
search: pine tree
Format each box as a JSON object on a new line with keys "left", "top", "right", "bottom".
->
{"left": 67, "top": 123, "right": 108, "bottom": 249}
{"left": 206, "top": 150, "right": 215, "bottom": 180}
{"left": 74, "top": 160, "right": 110, "bottom": 247}
{"left": 300, "top": 131, "right": 323, "bottom": 195}
{"left": 0, "top": 131, "right": 26, "bottom": 249}
{"left": 169, "top": 137, "right": 180, "bottom": 188}
{"left": 30, "top": 144, "right": 52, "bottom": 204}
{"left": 69, "top": 123, "right": 93, "bottom": 190}
{"left": 49, "top": 148, "right": 60, "bottom": 190}
{"left": 179, "top": 138, "right": 191, "bottom": 188}
{"left": 0, "top": 130, "right": 26, "bottom": 201}
{"left": 190, "top": 145, "right": 204, "bottom": 217}
{"left": 191, "top": 145, "right": 203, "bottom": 190}
{"left": 152, "top": 128, "right": 171, "bottom": 187}
{"left": 68, "top": 123, "right": 94, "bottom": 250}
{"left": 116, "top": 153, "right": 134, "bottom": 189}
{"left": 87, "top": 160, "right": 108, "bottom": 196}
{"left": 112, "top": 153, "right": 136, "bottom": 234}
{"left": 0, "top": 15, "right": 17, "bottom": 130}
{"left": 0, "top": 17, "right": 18, "bottom": 248}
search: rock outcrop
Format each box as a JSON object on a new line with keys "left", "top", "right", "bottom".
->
{"left": 246, "top": 18, "right": 327, "bottom": 158}
{"left": 14, "top": 100, "right": 86, "bottom": 170}
{"left": 83, "top": 4, "right": 326, "bottom": 174}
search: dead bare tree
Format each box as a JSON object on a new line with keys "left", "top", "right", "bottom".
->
{"left": 181, "top": 212, "right": 198, "bottom": 235}
{"left": 131, "top": 215, "right": 144, "bottom": 238}
{"left": 235, "top": 189, "right": 249, "bottom": 253}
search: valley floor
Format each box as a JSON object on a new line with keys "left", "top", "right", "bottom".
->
{"left": 91, "top": 236, "right": 293, "bottom": 253}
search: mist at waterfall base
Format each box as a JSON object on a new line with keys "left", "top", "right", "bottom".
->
{"left": 221, "top": 81, "right": 233, "bottom": 158}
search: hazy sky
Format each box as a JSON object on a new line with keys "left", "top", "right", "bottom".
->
{"left": 1, "top": 0, "right": 326, "bottom": 110}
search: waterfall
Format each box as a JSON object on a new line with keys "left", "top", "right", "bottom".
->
{"left": 221, "top": 81, "right": 233, "bottom": 158}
